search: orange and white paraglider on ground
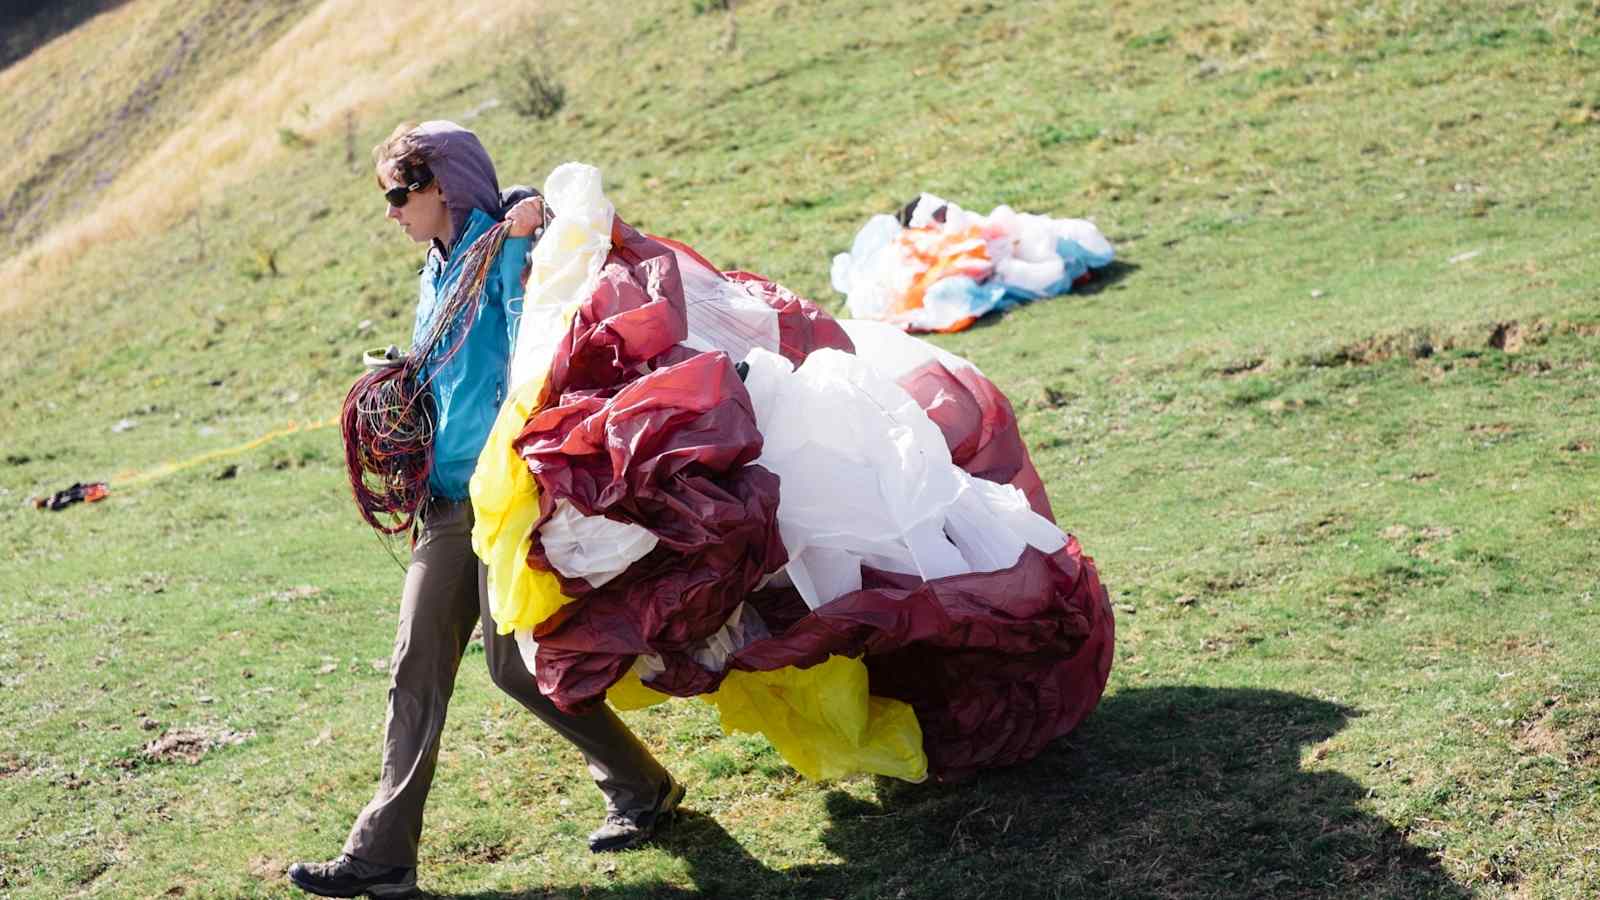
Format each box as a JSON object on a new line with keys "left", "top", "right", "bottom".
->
{"left": 831, "top": 193, "right": 1116, "bottom": 333}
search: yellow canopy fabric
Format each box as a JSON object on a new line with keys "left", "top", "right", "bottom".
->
{"left": 707, "top": 657, "right": 927, "bottom": 783}
{"left": 469, "top": 376, "right": 576, "bottom": 635}
{"left": 606, "top": 655, "right": 928, "bottom": 783}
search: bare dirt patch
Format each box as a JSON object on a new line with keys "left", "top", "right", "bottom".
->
{"left": 1516, "top": 702, "right": 1600, "bottom": 766}
{"left": 133, "top": 727, "right": 254, "bottom": 765}
{"left": 1518, "top": 712, "right": 1568, "bottom": 758}
{"left": 460, "top": 842, "right": 510, "bottom": 864}
{"left": 1298, "top": 318, "right": 1600, "bottom": 371}
{"left": 1554, "top": 501, "right": 1598, "bottom": 528}
{"left": 1303, "top": 332, "right": 1441, "bottom": 367}
{"left": 1379, "top": 525, "right": 1454, "bottom": 557}
{"left": 1219, "top": 357, "right": 1265, "bottom": 377}
{"left": 247, "top": 856, "right": 288, "bottom": 881}
{"left": 1488, "top": 321, "right": 1524, "bottom": 353}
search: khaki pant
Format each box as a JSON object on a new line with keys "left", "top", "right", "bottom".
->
{"left": 343, "top": 499, "right": 670, "bottom": 867}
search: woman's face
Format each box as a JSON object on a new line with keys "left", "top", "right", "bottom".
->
{"left": 380, "top": 163, "right": 451, "bottom": 245}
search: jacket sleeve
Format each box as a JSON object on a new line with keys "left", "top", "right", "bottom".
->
{"left": 498, "top": 235, "right": 533, "bottom": 345}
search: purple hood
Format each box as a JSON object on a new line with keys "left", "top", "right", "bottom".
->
{"left": 408, "top": 120, "right": 503, "bottom": 250}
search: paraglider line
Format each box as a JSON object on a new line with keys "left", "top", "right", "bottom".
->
{"left": 111, "top": 416, "right": 340, "bottom": 488}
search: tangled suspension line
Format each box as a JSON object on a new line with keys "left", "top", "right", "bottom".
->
{"left": 340, "top": 222, "right": 511, "bottom": 535}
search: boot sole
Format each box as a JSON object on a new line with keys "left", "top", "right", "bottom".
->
{"left": 288, "top": 872, "right": 418, "bottom": 899}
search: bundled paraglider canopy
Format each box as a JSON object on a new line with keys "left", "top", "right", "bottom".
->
{"left": 471, "top": 164, "right": 1114, "bottom": 782}
{"left": 32, "top": 480, "right": 109, "bottom": 511}
{"left": 831, "top": 194, "right": 1116, "bottom": 334}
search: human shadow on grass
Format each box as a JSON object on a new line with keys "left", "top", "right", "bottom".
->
{"left": 440, "top": 686, "right": 1468, "bottom": 900}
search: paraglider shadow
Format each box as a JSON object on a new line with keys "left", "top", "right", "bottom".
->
{"left": 961, "top": 259, "right": 1140, "bottom": 333}
{"left": 1070, "top": 258, "right": 1139, "bottom": 296}
{"left": 442, "top": 687, "right": 1468, "bottom": 899}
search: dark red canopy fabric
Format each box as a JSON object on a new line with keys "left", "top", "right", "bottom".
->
{"left": 723, "top": 269, "right": 856, "bottom": 366}
{"left": 506, "top": 216, "right": 1114, "bottom": 778}
{"left": 537, "top": 221, "right": 688, "bottom": 402}
{"left": 520, "top": 352, "right": 787, "bottom": 705}
{"left": 897, "top": 357, "right": 1053, "bottom": 521}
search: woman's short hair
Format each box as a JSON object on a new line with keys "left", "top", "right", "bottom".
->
{"left": 372, "top": 121, "right": 427, "bottom": 187}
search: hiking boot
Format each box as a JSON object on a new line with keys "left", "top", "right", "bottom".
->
{"left": 588, "top": 777, "right": 686, "bottom": 853}
{"left": 286, "top": 854, "right": 417, "bottom": 898}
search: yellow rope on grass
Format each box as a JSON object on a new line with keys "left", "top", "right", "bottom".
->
{"left": 111, "top": 416, "right": 339, "bottom": 489}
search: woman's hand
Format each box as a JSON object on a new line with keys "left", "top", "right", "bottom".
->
{"left": 505, "top": 196, "right": 548, "bottom": 239}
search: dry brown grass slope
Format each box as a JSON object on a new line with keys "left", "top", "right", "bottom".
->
{"left": 0, "top": 0, "right": 537, "bottom": 310}
{"left": 0, "top": 0, "right": 127, "bottom": 72}
{"left": 0, "top": 1, "right": 315, "bottom": 257}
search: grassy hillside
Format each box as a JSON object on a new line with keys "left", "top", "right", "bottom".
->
{"left": 2, "top": 0, "right": 1599, "bottom": 897}
{"left": 0, "top": 1, "right": 125, "bottom": 73}
{"left": 0, "top": 0, "right": 316, "bottom": 258}
{"left": 0, "top": 0, "right": 529, "bottom": 293}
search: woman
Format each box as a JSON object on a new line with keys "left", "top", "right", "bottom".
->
{"left": 290, "top": 121, "right": 682, "bottom": 899}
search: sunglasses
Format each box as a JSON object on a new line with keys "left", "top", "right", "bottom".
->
{"left": 384, "top": 162, "right": 434, "bottom": 208}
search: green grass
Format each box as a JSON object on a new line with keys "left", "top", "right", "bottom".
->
{"left": 4, "top": 0, "right": 1600, "bottom": 897}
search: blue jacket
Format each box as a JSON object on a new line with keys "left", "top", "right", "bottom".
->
{"left": 412, "top": 207, "right": 532, "bottom": 500}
